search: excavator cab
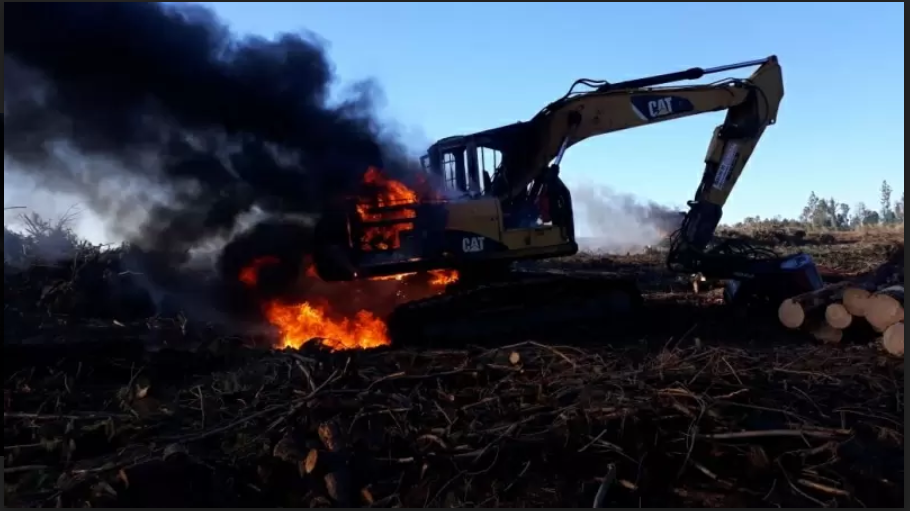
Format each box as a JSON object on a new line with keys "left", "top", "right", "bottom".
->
{"left": 418, "top": 133, "right": 568, "bottom": 229}
{"left": 313, "top": 129, "right": 580, "bottom": 283}
{"left": 419, "top": 136, "right": 487, "bottom": 197}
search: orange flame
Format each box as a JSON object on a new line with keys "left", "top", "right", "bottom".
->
{"left": 264, "top": 300, "right": 390, "bottom": 351}
{"left": 355, "top": 167, "right": 419, "bottom": 251}
{"left": 368, "top": 269, "right": 459, "bottom": 285}
{"left": 429, "top": 269, "right": 459, "bottom": 286}
{"left": 249, "top": 269, "right": 457, "bottom": 351}
{"left": 237, "top": 168, "right": 460, "bottom": 352}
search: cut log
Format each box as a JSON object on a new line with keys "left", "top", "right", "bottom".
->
{"left": 824, "top": 303, "right": 853, "bottom": 329}
{"left": 882, "top": 322, "right": 904, "bottom": 357}
{"left": 324, "top": 472, "right": 352, "bottom": 505}
{"left": 839, "top": 246, "right": 903, "bottom": 317}
{"left": 841, "top": 287, "right": 873, "bottom": 317}
{"left": 778, "top": 281, "right": 853, "bottom": 329}
{"left": 304, "top": 448, "right": 320, "bottom": 475}
{"left": 314, "top": 420, "right": 352, "bottom": 506}
{"left": 810, "top": 322, "right": 843, "bottom": 344}
{"left": 303, "top": 449, "right": 345, "bottom": 477}
{"left": 865, "top": 285, "right": 904, "bottom": 332}
{"left": 272, "top": 435, "right": 304, "bottom": 464}
{"left": 360, "top": 487, "right": 375, "bottom": 506}
{"left": 317, "top": 420, "right": 346, "bottom": 452}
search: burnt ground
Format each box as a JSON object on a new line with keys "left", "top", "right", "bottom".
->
{"left": 3, "top": 228, "right": 905, "bottom": 508}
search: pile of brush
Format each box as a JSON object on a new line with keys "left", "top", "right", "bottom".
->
{"left": 4, "top": 339, "right": 904, "bottom": 508}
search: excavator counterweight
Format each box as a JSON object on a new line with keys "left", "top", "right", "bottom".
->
{"left": 313, "top": 56, "right": 824, "bottom": 343}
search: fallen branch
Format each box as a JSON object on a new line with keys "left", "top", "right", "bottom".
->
{"left": 592, "top": 463, "right": 617, "bottom": 508}
{"left": 696, "top": 428, "right": 849, "bottom": 441}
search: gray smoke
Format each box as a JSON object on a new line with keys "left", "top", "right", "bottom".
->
{"left": 571, "top": 184, "right": 682, "bottom": 254}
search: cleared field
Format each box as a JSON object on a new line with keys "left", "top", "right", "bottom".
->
{"left": 3, "top": 228, "right": 904, "bottom": 508}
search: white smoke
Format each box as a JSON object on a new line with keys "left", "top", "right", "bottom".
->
{"left": 571, "top": 184, "right": 682, "bottom": 254}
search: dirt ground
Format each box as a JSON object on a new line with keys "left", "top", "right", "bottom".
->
{"left": 4, "top": 228, "right": 904, "bottom": 508}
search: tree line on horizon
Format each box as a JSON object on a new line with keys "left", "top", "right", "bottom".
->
{"left": 730, "top": 180, "right": 904, "bottom": 231}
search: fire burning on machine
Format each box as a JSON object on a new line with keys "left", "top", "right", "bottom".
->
{"left": 237, "top": 167, "right": 459, "bottom": 352}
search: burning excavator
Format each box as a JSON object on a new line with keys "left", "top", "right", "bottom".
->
{"left": 258, "top": 56, "right": 826, "bottom": 347}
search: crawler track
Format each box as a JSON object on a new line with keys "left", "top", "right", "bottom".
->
{"left": 388, "top": 270, "right": 645, "bottom": 345}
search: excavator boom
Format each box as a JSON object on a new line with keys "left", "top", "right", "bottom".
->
{"left": 479, "top": 56, "right": 812, "bottom": 287}
{"left": 492, "top": 56, "right": 782, "bottom": 212}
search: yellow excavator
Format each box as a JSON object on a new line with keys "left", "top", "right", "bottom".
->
{"left": 313, "top": 56, "right": 825, "bottom": 342}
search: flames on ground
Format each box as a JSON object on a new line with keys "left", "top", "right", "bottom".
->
{"left": 239, "top": 169, "right": 458, "bottom": 351}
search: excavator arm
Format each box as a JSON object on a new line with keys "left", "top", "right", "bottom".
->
{"left": 488, "top": 56, "right": 822, "bottom": 300}
{"left": 493, "top": 57, "right": 782, "bottom": 214}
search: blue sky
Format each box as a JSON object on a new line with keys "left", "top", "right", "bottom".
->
{"left": 199, "top": 1, "right": 904, "bottom": 225}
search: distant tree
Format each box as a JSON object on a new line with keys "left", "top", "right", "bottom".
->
{"left": 880, "top": 180, "right": 896, "bottom": 224}
{"left": 808, "top": 196, "right": 836, "bottom": 228}
{"left": 836, "top": 202, "right": 851, "bottom": 229}
{"left": 824, "top": 198, "right": 841, "bottom": 229}
{"left": 851, "top": 202, "right": 869, "bottom": 228}
{"left": 724, "top": 179, "right": 900, "bottom": 232}
{"left": 895, "top": 191, "right": 905, "bottom": 223}
{"left": 863, "top": 209, "right": 881, "bottom": 226}
{"left": 801, "top": 192, "right": 819, "bottom": 224}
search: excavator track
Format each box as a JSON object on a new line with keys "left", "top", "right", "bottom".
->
{"left": 387, "top": 270, "right": 644, "bottom": 346}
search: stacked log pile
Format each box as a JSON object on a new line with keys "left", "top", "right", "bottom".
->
{"left": 778, "top": 245, "right": 904, "bottom": 356}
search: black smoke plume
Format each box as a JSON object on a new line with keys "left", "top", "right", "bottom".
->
{"left": 4, "top": 2, "right": 421, "bottom": 316}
